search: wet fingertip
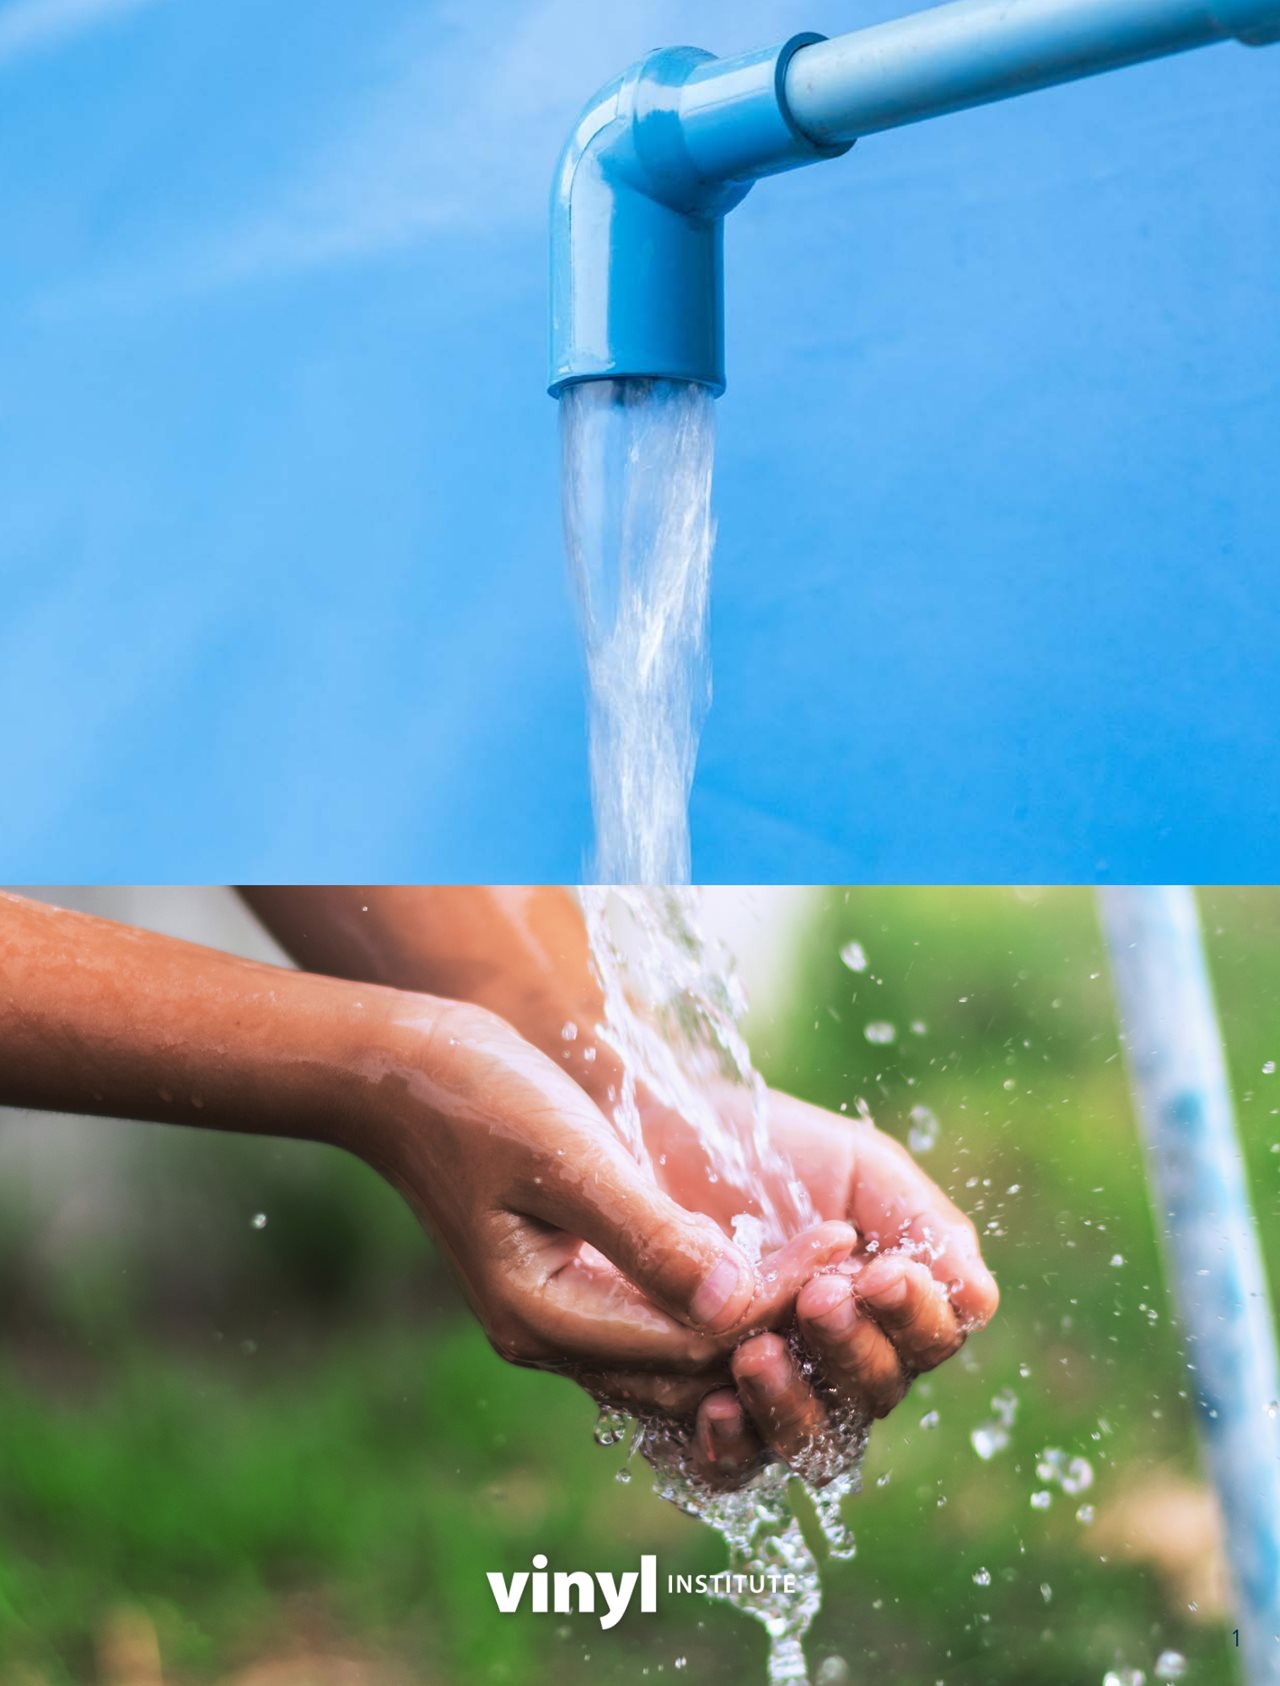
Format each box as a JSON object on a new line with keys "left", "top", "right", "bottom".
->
{"left": 818, "top": 1219, "right": 858, "bottom": 1259}
{"left": 689, "top": 1246, "right": 754, "bottom": 1332}
{"left": 798, "top": 1271, "right": 851, "bottom": 1318}
{"left": 799, "top": 1273, "right": 856, "bottom": 1335}
{"left": 707, "top": 1405, "right": 745, "bottom": 1447}
{"left": 952, "top": 1264, "right": 1000, "bottom": 1324}
{"left": 702, "top": 1382, "right": 740, "bottom": 1413}
{"left": 732, "top": 1331, "right": 787, "bottom": 1379}
{"left": 859, "top": 1261, "right": 912, "bottom": 1310}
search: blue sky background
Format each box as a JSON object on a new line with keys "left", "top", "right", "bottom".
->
{"left": 1, "top": 0, "right": 1277, "bottom": 882}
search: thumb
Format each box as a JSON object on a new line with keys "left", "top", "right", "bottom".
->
{"left": 523, "top": 1141, "right": 757, "bottom": 1335}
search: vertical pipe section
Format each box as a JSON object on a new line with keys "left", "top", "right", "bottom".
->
{"left": 785, "top": 0, "right": 1280, "bottom": 143}
{"left": 1099, "top": 886, "right": 1280, "bottom": 1686}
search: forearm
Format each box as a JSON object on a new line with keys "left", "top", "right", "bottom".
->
{"left": 0, "top": 890, "right": 400, "bottom": 1152}
{"left": 240, "top": 887, "right": 617, "bottom": 1103}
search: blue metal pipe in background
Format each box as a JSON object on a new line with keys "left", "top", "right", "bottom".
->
{"left": 1099, "top": 887, "right": 1280, "bottom": 1686}
{"left": 550, "top": 0, "right": 1280, "bottom": 394}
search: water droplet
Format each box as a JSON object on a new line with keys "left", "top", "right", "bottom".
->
{"left": 920, "top": 1409, "right": 940, "bottom": 1430}
{"left": 560, "top": 1020, "right": 578, "bottom": 1041}
{"left": 1040, "top": 1583, "right": 1053, "bottom": 1604}
{"left": 1102, "top": 1672, "right": 1146, "bottom": 1686}
{"left": 908, "top": 1105, "right": 940, "bottom": 1154}
{"left": 864, "top": 1021, "right": 896, "bottom": 1045}
{"left": 1154, "top": 1652, "right": 1186, "bottom": 1681}
{"left": 1110, "top": 1254, "right": 1125, "bottom": 1268}
{"left": 674, "top": 1660, "right": 688, "bottom": 1674}
{"left": 972, "top": 1567, "right": 991, "bottom": 1587}
{"left": 909, "top": 1020, "right": 928, "bottom": 1036}
{"left": 971, "top": 1425, "right": 1007, "bottom": 1461}
{"left": 1076, "top": 1503, "right": 1095, "bottom": 1524}
{"left": 1263, "top": 1060, "right": 1276, "bottom": 1075}
{"left": 971, "top": 1390, "right": 1017, "bottom": 1460}
{"left": 1030, "top": 1490, "right": 1052, "bottom": 1510}
{"left": 251, "top": 1213, "right": 267, "bottom": 1231}
{"left": 839, "top": 942, "right": 868, "bottom": 973}
{"left": 1034, "top": 1447, "right": 1095, "bottom": 1503}
{"left": 594, "top": 1407, "right": 629, "bottom": 1447}
{"left": 1267, "top": 1399, "right": 1279, "bottom": 1420}
{"left": 1063, "top": 1456, "right": 1094, "bottom": 1495}
{"left": 816, "top": 1661, "right": 850, "bottom": 1685}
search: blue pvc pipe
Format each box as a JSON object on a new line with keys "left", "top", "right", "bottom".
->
{"left": 548, "top": 37, "right": 847, "bottom": 396}
{"left": 549, "top": 0, "right": 1280, "bottom": 394}
{"left": 1099, "top": 886, "right": 1280, "bottom": 1686}
{"left": 786, "top": 0, "right": 1280, "bottom": 144}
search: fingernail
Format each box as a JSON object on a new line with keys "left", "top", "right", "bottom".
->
{"left": 865, "top": 1270, "right": 910, "bottom": 1309}
{"left": 747, "top": 1355, "right": 791, "bottom": 1401}
{"left": 690, "top": 1251, "right": 748, "bottom": 1329}
{"left": 709, "top": 1409, "right": 743, "bottom": 1446}
{"left": 811, "top": 1290, "right": 857, "bottom": 1337}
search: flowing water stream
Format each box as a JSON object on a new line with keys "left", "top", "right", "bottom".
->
{"left": 560, "top": 378, "right": 715, "bottom": 884}
{"left": 562, "top": 376, "right": 867, "bottom": 1680}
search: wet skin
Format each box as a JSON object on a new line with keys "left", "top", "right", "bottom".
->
{"left": 0, "top": 891, "right": 852, "bottom": 1378}
{"left": 0, "top": 889, "right": 996, "bottom": 1491}
{"left": 245, "top": 888, "right": 999, "bottom": 1488}
{"left": 573, "top": 1089, "right": 998, "bottom": 1488}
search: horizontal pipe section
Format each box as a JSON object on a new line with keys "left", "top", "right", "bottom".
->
{"left": 785, "top": 0, "right": 1280, "bottom": 142}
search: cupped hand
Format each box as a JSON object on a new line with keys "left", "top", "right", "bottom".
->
{"left": 361, "top": 1001, "right": 856, "bottom": 1387}
{"left": 588, "top": 1088, "right": 998, "bottom": 1488}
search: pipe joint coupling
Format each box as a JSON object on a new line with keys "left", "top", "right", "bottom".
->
{"left": 548, "top": 37, "right": 850, "bottom": 395}
{"left": 1210, "top": 0, "right": 1280, "bottom": 42}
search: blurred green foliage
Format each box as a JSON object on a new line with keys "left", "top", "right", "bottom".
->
{"left": 1, "top": 888, "right": 1277, "bottom": 1684}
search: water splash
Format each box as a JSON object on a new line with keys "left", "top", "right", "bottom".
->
{"left": 561, "top": 379, "right": 715, "bottom": 884}
{"left": 581, "top": 885, "right": 869, "bottom": 1684}
{"left": 582, "top": 886, "right": 812, "bottom": 1248}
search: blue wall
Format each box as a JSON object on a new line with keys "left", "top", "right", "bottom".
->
{"left": 1, "top": 0, "right": 1276, "bottom": 882}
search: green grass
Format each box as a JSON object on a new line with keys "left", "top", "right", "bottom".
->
{"left": 2, "top": 887, "right": 1276, "bottom": 1683}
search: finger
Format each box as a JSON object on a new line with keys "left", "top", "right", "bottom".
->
{"left": 691, "top": 1390, "right": 766, "bottom": 1491}
{"left": 853, "top": 1256, "right": 967, "bottom": 1374}
{"left": 732, "top": 1333, "right": 828, "bottom": 1468}
{"left": 795, "top": 1273, "right": 910, "bottom": 1419}
{"left": 574, "top": 1366, "right": 732, "bottom": 1420}
{"left": 521, "top": 1142, "right": 756, "bottom": 1336}
{"left": 903, "top": 1213, "right": 1000, "bottom": 1330}
{"left": 849, "top": 1125, "right": 999, "bottom": 1327}
{"left": 511, "top": 1239, "right": 738, "bottom": 1371}
{"left": 742, "top": 1221, "right": 859, "bottom": 1331}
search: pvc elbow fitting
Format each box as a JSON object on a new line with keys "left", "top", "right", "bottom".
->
{"left": 548, "top": 36, "right": 850, "bottom": 397}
